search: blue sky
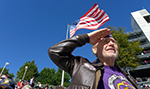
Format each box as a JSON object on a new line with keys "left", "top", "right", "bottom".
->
{"left": 0, "top": 0, "right": 150, "bottom": 77}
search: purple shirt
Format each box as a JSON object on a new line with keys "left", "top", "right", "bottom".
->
{"left": 97, "top": 65, "right": 136, "bottom": 89}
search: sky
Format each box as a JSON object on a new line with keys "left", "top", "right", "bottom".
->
{"left": 0, "top": 0, "right": 150, "bottom": 77}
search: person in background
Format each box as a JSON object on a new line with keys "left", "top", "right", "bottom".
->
{"left": 25, "top": 81, "right": 30, "bottom": 85}
{"left": 144, "top": 60, "right": 147, "bottom": 65}
{"left": 29, "top": 77, "right": 34, "bottom": 88}
{"left": 44, "top": 84, "right": 48, "bottom": 89}
{"left": 17, "top": 79, "right": 21, "bottom": 88}
{"left": 50, "top": 86, "right": 53, "bottom": 89}
{"left": 40, "top": 85, "right": 44, "bottom": 89}
{"left": 0, "top": 74, "right": 12, "bottom": 81}
{"left": 0, "top": 78, "right": 15, "bottom": 89}
{"left": 38, "top": 82, "right": 42, "bottom": 88}
{"left": 34, "top": 83, "right": 40, "bottom": 89}
{"left": 0, "top": 74, "right": 8, "bottom": 82}
{"left": 18, "top": 80, "right": 24, "bottom": 89}
{"left": 48, "top": 28, "right": 139, "bottom": 89}
{"left": 22, "top": 85, "right": 32, "bottom": 89}
{"left": 54, "top": 85, "right": 65, "bottom": 89}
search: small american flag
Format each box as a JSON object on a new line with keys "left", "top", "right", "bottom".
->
{"left": 70, "top": 3, "right": 109, "bottom": 37}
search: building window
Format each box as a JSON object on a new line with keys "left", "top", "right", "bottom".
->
{"left": 144, "top": 15, "right": 150, "bottom": 23}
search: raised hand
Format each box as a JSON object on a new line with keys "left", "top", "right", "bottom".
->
{"left": 87, "top": 28, "right": 111, "bottom": 45}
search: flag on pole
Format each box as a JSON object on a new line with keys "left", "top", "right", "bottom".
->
{"left": 70, "top": 3, "right": 109, "bottom": 37}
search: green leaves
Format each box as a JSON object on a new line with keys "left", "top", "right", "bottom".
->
{"left": 0, "top": 67, "right": 14, "bottom": 78}
{"left": 16, "top": 60, "right": 38, "bottom": 81}
{"left": 16, "top": 61, "right": 70, "bottom": 87}
{"left": 38, "top": 67, "right": 56, "bottom": 84}
{"left": 108, "top": 26, "right": 143, "bottom": 70}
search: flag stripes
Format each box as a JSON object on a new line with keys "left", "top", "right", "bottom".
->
{"left": 70, "top": 3, "right": 109, "bottom": 37}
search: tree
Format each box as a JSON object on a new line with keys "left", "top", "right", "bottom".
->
{"left": 38, "top": 67, "right": 70, "bottom": 87}
{"left": 0, "top": 67, "right": 14, "bottom": 78}
{"left": 55, "top": 68, "right": 70, "bottom": 87}
{"left": 108, "top": 26, "right": 143, "bottom": 70}
{"left": 16, "top": 60, "right": 38, "bottom": 81}
{"left": 38, "top": 67, "right": 56, "bottom": 84}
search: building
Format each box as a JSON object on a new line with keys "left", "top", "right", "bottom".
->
{"left": 127, "top": 9, "right": 150, "bottom": 86}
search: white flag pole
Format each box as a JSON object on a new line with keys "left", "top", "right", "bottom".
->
{"left": 61, "top": 23, "right": 70, "bottom": 86}
{"left": 66, "top": 23, "right": 69, "bottom": 39}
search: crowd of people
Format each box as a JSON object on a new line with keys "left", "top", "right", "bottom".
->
{"left": 136, "top": 77, "right": 150, "bottom": 82}
{"left": 16, "top": 77, "right": 54, "bottom": 89}
{"left": 136, "top": 77, "right": 150, "bottom": 89}
{"left": 0, "top": 74, "right": 62, "bottom": 89}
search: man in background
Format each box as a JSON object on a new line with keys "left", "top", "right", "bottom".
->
{"left": 0, "top": 78, "right": 15, "bottom": 89}
{"left": 29, "top": 77, "right": 34, "bottom": 88}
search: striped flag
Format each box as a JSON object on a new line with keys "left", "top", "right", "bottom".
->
{"left": 70, "top": 3, "right": 109, "bottom": 37}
